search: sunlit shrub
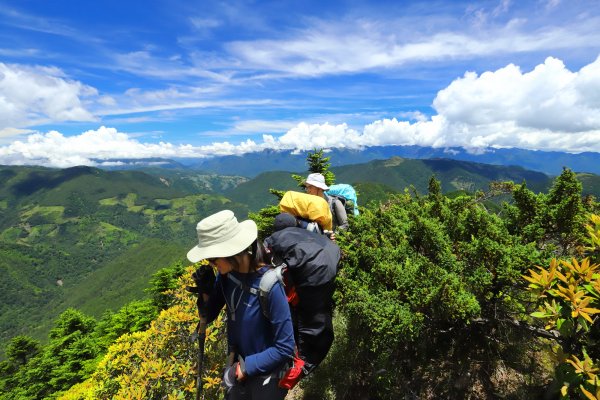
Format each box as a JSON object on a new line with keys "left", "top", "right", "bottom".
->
{"left": 59, "top": 266, "right": 226, "bottom": 400}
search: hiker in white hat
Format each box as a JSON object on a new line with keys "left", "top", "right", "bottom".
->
{"left": 188, "top": 210, "right": 295, "bottom": 399}
{"left": 303, "top": 173, "right": 349, "bottom": 231}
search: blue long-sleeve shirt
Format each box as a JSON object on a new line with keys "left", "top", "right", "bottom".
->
{"left": 204, "top": 268, "right": 295, "bottom": 376}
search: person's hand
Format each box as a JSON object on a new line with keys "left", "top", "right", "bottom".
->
{"left": 236, "top": 356, "right": 247, "bottom": 380}
{"left": 324, "top": 230, "right": 336, "bottom": 241}
{"left": 192, "top": 266, "right": 215, "bottom": 294}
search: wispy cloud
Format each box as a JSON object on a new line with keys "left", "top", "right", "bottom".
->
{"left": 0, "top": 63, "right": 279, "bottom": 132}
{"left": 0, "top": 4, "right": 103, "bottom": 48}
{"left": 0, "top": 47, "right": 41, "bottom": 57}
{"left": 543, "top": 0, "right": 562, "bottom": 10}
{"left": 112, "top": 50, "right": 235, "bottom": 82}
{"left": 96, "top": 99, "right": 275, "bottom": 117}
{"left": 0, "top": 4, "right": 78, "bottom": 37}
{"left": 188, "top": 17, "right": 222, "bottom": 38}
{"left": 230, "top": 119, "right": 298, "bottom": 134}
{"left": 225, "top": 17, "right": 600, "bottom": 77}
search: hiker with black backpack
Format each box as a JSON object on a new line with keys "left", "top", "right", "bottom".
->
{"left": 303, "top": 173, "right": 349, "bottom": 231}
{"left": 187, "top": 210, "right": 295, "bottom": 400}
{"left": 264, "top": 212, "right": 341, "bottom": 389}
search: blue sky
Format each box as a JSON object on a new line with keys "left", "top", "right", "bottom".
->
{"left": 0, "top": 0, "right": 599, "bottom": 167}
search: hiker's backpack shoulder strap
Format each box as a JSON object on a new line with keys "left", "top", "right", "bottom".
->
{"left": 227, "top": 265, "right": 287, "bottom": 320}
{"left": 258, "top": 264, "right": 287, "bottom": 320}
{"left": 326, "top": 194, "right": 336, "bottom": 216}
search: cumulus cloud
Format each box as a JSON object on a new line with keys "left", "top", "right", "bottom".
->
{"left": 0, "top": 126, "right": 268, "bottom": 167}
{"left": 1, "top": 56, "right": 600, "bottom": 167}
{"left": 0, "top": 63, "right": 97, "bottom": 129}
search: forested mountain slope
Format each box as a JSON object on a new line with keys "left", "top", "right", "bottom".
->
{"left": 333, "top": 156, "right": 552, "bottom": 193}
{"left": 0, "top": 165, "right": 248, "bottom": 346}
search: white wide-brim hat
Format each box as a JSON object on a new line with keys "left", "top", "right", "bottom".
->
{"left": 303, "top": 172, "right": 329, "bottom": 190}
{"left": 187, "top": 210, "right": 258, "bottom": 263}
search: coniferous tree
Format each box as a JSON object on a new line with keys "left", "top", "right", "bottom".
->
{"left": 5, "top": 336, "right": 41, "bottom": 366}
{"left": 545, "top": 168, "right": 586, "bottom": 253}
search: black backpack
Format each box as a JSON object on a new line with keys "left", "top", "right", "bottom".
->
{"left": 264, "top": 227, "right": 339, "bottom": 287}
{"left": 226, "top": 227, "right": 339, "bottom": 320}
{"left": 247, "top": 227, "right": 340, "bottom": 319}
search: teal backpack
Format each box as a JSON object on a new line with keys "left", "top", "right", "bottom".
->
{"left": 325, "top": 184, "right": 359, "bottom": 216}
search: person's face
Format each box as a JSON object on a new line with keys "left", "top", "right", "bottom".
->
{"left": 207, "top": 257, "right": 233, "bottom": 275}
{"left": 305, "top": 184, "right": 319, "bottom": 196}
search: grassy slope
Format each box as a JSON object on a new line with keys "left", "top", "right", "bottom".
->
{"left": 139, "top": 167, "right": 249, "bottom": 194}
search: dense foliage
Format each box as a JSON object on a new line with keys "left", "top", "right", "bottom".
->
{"left": 301, "top": 168, "right": 598, "bottom": 399}
{"left": 309, "top": 186, "right": 542, "bottom": 398}
{"left": 58, "top": 264, "right": 226, "bottom": 400}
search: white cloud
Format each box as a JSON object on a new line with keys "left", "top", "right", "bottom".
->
{"left": 0, "top": 63, "right": 97, "bottom": 129}
{"left": 253, "top": 56, "right": 600, "bottom": 153}
{"left": 1, "top": 56, "right": 600, "bottom": 167}
{"left": 433, "top": 56, "right": 600, "bottom": 134}
{"left": 190, "top": 17, "right": 221, "bottom": 30}
{"left": 543, "top": 0, "right": 561, "bottom": 10}
{"left": 0, "top": 126, "right": 267, "bottom": 167}
{"left": 0, "top": 126, "right": 190, "bottom": 167}
{"left": 113, "top": 51, "right": 234, "bottom": 82}
{"left": 0, "top": 62, "right": 274, "bottom": 134}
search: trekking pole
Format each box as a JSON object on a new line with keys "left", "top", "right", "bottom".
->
{"left": 195, "top": 315, "right": 208, "bottom": 400}
{"left": 187, "top": 265, "right": 214, "bottom": 400}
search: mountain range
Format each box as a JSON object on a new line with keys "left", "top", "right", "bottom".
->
{"left": 191, "top": 146, "right": 600, "bottom": 177}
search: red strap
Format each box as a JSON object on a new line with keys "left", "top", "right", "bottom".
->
{"left": 286, "top": 286, "right": 299, "bottom": 306}
{"left": 278, "top": 354, "right": 305, "bottom": 390}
